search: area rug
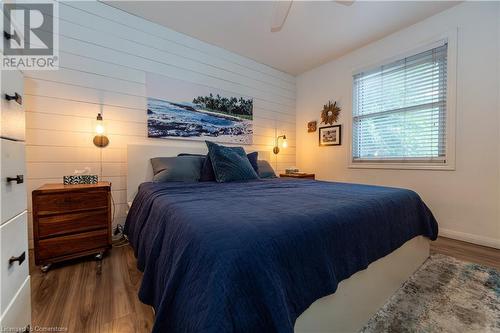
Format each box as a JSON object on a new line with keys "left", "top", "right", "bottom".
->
{"left": 360, "top": 254, "right": 500, "bottom": 333}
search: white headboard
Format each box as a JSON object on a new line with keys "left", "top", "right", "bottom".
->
{"left": 127, "top": 143, "right": 271, "bottom": 203}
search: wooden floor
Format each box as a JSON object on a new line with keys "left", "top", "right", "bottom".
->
{"left": 430, "top": 236, "right": 500, "bottom": 270}
{"left": 29, "top": 246, "right": 154, "bottom": 333}
{"left": 30, "top": 237, "right": 500, "bottom": 333}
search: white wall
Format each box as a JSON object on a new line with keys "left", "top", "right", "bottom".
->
{"left": 24, "top": 1, "right": 296, "bottom": 247}
{"left": 296, "top": 2, "right": 500, "bottom": 248}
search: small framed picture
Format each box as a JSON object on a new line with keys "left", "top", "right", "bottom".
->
{"left": 319, "top": 125, "right": 341, "bottom": 146}
{"left": 307, "top": 121, "right": 317, "bottom": 133}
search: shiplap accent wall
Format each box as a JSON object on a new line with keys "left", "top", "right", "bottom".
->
{"left": 24, "top": 1, "right": 296, "bottom": 247}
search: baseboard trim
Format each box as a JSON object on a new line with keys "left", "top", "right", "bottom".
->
{"left": 439, "top": 228, "right": 500, "bottom": 249}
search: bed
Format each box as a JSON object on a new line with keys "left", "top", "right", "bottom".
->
{"left": 125, "top": 143, "right": 438, "bottom": 333}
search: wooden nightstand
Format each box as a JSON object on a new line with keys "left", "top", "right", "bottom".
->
{"left": 32, "top": 182, "right": 112, "bottom": 272}
{"left": 279, "top": 173, "right": 315, "bottom": 180}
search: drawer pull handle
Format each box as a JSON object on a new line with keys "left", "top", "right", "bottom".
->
{"left": 9, "top": 251, "right": 26, "bottom": 266}
{"left": 5, "top": 92, "right": 22, "bottom": 105}
{"left": 6, "top": 174, "right": 24, "bottom": 184}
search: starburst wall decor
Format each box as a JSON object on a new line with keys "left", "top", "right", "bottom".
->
{"left": 321, "top": 101, "right": 341, "bottom": 125}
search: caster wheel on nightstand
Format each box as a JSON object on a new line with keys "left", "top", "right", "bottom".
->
{"left": 40, "top": 263, "right": 51, "bottom": 273}
{"left": 95, "top": 252, "right": 104, "bottom": 260}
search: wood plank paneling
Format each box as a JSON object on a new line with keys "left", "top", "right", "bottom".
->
{"left": 48, "top": 1, "right": 295, "bottom": 87}
{"left": 25, "top": 1, "right": 296, "bottom": 247}
{"left": 25, "top": 78, "right": 296, "bottom": 124}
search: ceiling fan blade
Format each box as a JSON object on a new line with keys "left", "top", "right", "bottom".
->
{"left": 335, "top": 0, "right": 355, "bottom": 6}
{"left": 270, "top": 0, "right": 293, "bottom": 33}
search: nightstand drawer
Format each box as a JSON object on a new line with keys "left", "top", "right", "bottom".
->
{"left": 36, "top": 191, "right": 108, "bottom": 215}
{"left": 38, "top": 228, "right": 109, "bottom": 261}
{"left": 38, "top": 209, "right": 108, "bottom": 238}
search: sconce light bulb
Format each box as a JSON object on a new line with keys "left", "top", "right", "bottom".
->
{"left": 95, "top": 123, "right": 105, "bottom": 135}
{"left": 282, "top": 139, "right": 288, "bottom": 148}
{"left": 93, "top": 113, "right": 109, "bottom": 148}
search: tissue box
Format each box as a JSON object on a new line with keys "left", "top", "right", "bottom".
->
{"left": 63, "top": 175, "right": 98, "bottom": 185}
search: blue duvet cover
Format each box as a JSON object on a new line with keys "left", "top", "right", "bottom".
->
{"left": 125, "top": 179, "right": 438, "bottom": 333}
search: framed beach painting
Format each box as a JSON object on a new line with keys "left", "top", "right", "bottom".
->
{"left": 146, "top": 73, "right": 253, "bottom": 144}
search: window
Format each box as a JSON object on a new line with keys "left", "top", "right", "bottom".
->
{"left": 352, "top": 42, "right": 448, "bottom": 165}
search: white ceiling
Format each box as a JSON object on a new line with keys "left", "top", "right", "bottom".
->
{"left": 105, "top": 1, "right": 459, "bottom": 75}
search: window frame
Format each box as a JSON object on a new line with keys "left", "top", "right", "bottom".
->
{"left": 348, "top": 30, "right": 457, "bottom": 171}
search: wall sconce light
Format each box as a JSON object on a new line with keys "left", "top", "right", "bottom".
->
{"left": 273, "top": 135, "right": 287, "bottom": 154}
{"left": 93, "top": 113, "right": 109, "bottom": 148}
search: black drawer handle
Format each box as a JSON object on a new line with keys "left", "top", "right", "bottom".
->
{"left": 3, "top": 30, "right": 21, "bottom": 45}
{"left": 5, "top": 92, "right": 22, "bottom": 105}
{"left": 9, "top": 251, "right": 25, "bottom": 266}
{"left": 6, "top": 175, "right": 24, "bottom": 184}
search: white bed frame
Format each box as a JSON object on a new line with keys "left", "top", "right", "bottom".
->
{"left": 126, "top": 143, "right": 430, "bottom": 333}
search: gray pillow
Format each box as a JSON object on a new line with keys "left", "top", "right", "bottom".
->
{"left": 150, "top": 156, "right": 203, "bottom": 182}
{"left": 257, "top": 160, "right": 277, "bottom": 178}
{"left": 205, "top": 141, "right": 259, "bottom": 183}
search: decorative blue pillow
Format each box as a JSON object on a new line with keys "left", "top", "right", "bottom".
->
{"left": 177, "top": 153, "right": 215, "bottom": 181}
{"left": 205, "top": 141, "right": 259, "bottom": 182}
{"left": 246, "top": 152, "right": 259, "bottom": 174}
{"left": 150, "top": 156, "right": 203, "bottom": 182}
{"left": 194, "top": 151, "right": 259, "bottom": 182}
{"left": 200, "top": 155, "right": 217, "bottom": 181}
{"left": 257, "top": 160, "right": 277, "bottom": 178}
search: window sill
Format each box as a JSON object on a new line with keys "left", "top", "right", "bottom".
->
{"left": 348, "top": 162, "right": 455, "bottom": 171}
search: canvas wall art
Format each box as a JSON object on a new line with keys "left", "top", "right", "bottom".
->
{"left": 146, "top": 73, "right": 253, "bottom": 144}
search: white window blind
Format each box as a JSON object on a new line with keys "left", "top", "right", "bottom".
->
{"left": 352, "top": 43, "right": 448, "bottom": 163}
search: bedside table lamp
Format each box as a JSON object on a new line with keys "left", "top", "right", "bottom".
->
{"left": 273, "top": 134, "right": 287, "bottom": 154}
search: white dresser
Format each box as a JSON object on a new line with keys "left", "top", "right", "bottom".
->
{"left": 0, "top": 69, "right": 31, "bottom": 332}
